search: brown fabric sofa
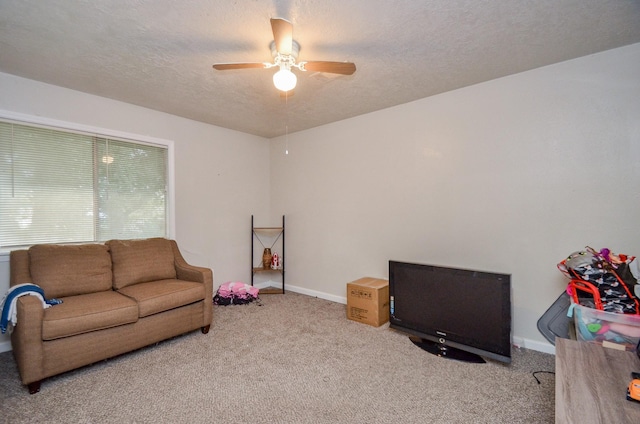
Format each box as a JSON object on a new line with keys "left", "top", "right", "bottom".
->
{"left": 9, "top": 238, "right": 213, "bottom": 394}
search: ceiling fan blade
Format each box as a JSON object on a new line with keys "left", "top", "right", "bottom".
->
{"left": 271, "top": 18, "right": 293, "bottom": 55}
{"left": 302, "top": 61, "right": 356, "bottom": 75}
{"left": 212, "top": 63, "right": 267, "bottom": 71}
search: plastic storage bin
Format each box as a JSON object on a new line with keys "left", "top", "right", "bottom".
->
{"left": 573, "top": 303, "right": 640, "bottom": 351}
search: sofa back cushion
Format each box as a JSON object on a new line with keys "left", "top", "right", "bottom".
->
{"left": 29, "top": 244, "right": 113, "bottom": 298}
{"left": 108, "top": 238, "right": 176, "bottom": 290}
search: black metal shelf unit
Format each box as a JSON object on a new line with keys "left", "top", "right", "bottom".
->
{"left": 251, "top": 215, "right": 285, "bottom": 294}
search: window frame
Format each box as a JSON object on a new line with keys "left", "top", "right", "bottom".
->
{"left": 0, "top": 109, "right": 175, "bottom": 257}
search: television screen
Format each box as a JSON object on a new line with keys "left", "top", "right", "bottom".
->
{"left": 389, "top": 260, "right": 512, "bottom": 363}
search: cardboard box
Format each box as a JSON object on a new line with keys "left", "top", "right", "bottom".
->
{"left": 346, "top": 277, "right": 389, "bottom": 327}
{"left": 573, "top": 303, "right": 640, "bottom": 351}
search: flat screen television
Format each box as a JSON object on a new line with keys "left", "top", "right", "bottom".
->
{"left": 389, "top": 260, "right": 512, "bottom": 363}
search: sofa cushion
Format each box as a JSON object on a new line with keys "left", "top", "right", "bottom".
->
{"left": 42, "top": 291, "right": 139, "bottom": 341}
{"left": 117, "top": 279, "right": 205, "bottom": 318}
{"left": 29, "top": 244, "right": 112, "bottom": 298}
{"left": 108, "top": 238, "right": 177, "bottom": 290}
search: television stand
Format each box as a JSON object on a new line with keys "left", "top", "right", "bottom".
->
{"left": 409, "top": 336, "right": 486, "bottom": 363}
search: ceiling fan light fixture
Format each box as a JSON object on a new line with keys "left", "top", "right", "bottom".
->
{"left": 273, "top": 65, "right": 297, "bottom": 92}
{"left": 212, "top": 18, "right": 356, "bottom": 94}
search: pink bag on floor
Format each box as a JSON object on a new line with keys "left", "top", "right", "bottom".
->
{"left": 213, "top": 282, "right": 260, "bottom": 305}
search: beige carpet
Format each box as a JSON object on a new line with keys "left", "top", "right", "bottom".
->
{"left": 0, "top": 292, "right": 555, "bottom": 423}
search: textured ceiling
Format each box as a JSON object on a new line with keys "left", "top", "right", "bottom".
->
{"left": 1, "top": 1, "right": 640, "bottom": 138}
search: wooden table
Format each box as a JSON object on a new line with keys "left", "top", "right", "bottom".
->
{"left": 556, "top": 338, "right": 640, "bottom": 423}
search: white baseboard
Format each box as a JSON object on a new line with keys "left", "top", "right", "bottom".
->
{"left": 285, "top": 283, "right": 347, "bottom": 304}
{"left": 0, "top": 340, "right": 11, "bottom": 353}
{"left": 286, "top": 283, "right": 556, "bottom": 356}
{"left": 512, "top": 336, "right": 556, "bottom": 355}
{"left": 254, "top": 280, "right": 283, "bottom": 290}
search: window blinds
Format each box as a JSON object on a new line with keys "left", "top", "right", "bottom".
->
{"left": 0, "top": 121, "right": 167, "bottom": 250}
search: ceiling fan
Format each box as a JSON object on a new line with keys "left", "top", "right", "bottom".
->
{"left": 212, "top": 18, "right": 356, "bottom": 92}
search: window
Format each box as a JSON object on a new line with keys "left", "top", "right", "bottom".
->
{"left": 0, "top": 119, "right": 170, "bottom": 251}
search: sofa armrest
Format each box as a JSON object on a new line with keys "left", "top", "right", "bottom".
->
{"left": 170, "top": 240, "right": 213, "bottom": 327}
{"left": 11, "top": 295, "right": 45, "bottom": 386}
{"left": 10, "top": 249, "right": 32, "bottom": 287}
{"left": 175, "top": 263, "right": 212, "bottom": 285}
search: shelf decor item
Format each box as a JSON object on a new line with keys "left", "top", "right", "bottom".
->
{"left": 271, "top": 252, "right": 281, "bottom": 269}
{"left": 251, "top": 215, "right": 285, "bottom": 294}
{"left": 262, "top": 248, "right": 272, "bottom": 270}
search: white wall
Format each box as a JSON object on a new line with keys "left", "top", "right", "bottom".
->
{"left": 0, "top": 72, "right": 271, "bottom": 351}
{"left": 1, "top": 43, "right": 639, "bottom": 354}
{"left": 270, "top": 43, "right": 640, "bottom": 352}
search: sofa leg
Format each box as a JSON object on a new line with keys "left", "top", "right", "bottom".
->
{"left": 201, "top": 325, "right": 210, "bottom": 334}
{"left": 28, "top": 380, "right": 41, "bottom": 394}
